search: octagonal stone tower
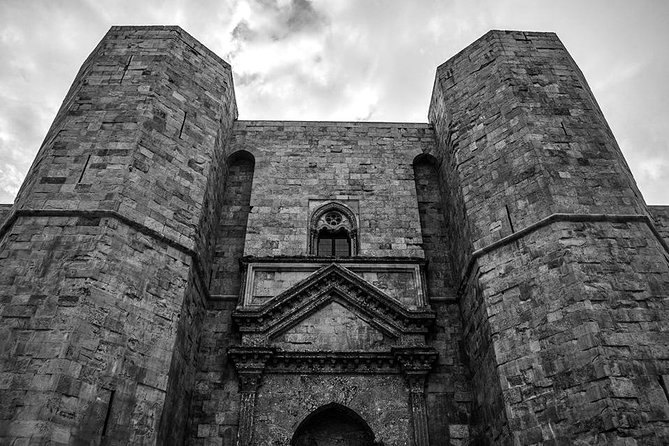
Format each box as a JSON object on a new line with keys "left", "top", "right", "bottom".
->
{"left": 429, "top": 30, "right": 669, "bottom": 444}
{"left": 0, "top": 27, "right": 237, "bottom": 444}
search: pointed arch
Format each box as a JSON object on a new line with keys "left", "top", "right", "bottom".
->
{"left": 309, "top": 202, "right": 358, "bottom": 257}
{"left": 291, "top": 403, "right": 375, "bottom": 446}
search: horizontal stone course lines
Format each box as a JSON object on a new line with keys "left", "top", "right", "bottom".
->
{"left": 431, "top": 30, "right": 669, "bottom": 444}
{"left": 4, "top": 25, "right": 667, "bottom": 446}
{"left": 456, "top": 212, "right": 669, "bottom": 298}
{"left": 231, "top": 120, "right": 435, "bottom": 259}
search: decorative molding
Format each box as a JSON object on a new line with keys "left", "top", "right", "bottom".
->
{"left": 227, "top": 347, "right": 438, "bottom": 376}
{"left": 241, "top": 255, "right": 427, "bottom": 265}
{"left": 394, "top": 347, "right": 438, "bottom": 375}
{"left": 269, "top": 351, "right": 398, "bottom": 374}
{"left": 228, "top": 266, "right": 438, "bottom": 445}
{"left": 233, "top": 263, "right": 435, "bottom": 339}
{"left": 240, "top": 260, "right": 426, "bottom": 307}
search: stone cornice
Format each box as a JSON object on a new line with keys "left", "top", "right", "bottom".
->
{"left": 241, "top": 255, "right": 427, "bottom": 265}
{"left": 228, "top": 347, "right": 438, "bottom": 375}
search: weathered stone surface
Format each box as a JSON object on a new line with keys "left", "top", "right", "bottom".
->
{"left": 255, "top": 375, "right": 411, "bottom": 445}
{"left": 650, "top": 205, "right": 669, "bottom": 245}
{"left": 0, "top": 25, "right": 236, "bottom": 445}
{"left": 0, "top": 204, "right": 11, "bottom": 228}
{"left": 272, "top": 301, "right": 390, "bottom": 352}
{"left": 1, "top": 26, "right": 666, "bottom": 446}
{"left": 233, "top": 121, "right": 433, "bottom": 258}
{"left": 430, "top": 30, "right": 669, "bottom": 444}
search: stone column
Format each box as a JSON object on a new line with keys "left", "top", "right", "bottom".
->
{"left": 395, "top": 348, "right": 436, "bottom": 446}
{"left": 229, "top": 348, "right": 273, "bottom": 446}
{"left": 237, "top": 373, "right": 263, "bottom": 446}
{"left": 406, "top": 373, "right": 429, "bottom": 446}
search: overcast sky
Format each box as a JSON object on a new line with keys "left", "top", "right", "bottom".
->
{"left": 0, "top": 0, "right": 667, "bottom": 204}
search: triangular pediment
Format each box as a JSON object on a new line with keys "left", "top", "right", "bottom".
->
{"left": 233, "top": 263, "right": 435, "bottom": 339}
{"left": 272, "top": 301, "right": 393, "bottom": 351}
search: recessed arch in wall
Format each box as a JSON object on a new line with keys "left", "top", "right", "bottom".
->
{"left": 412, "top": 152, "right": 451, "bottom": 298}
{"left": 226, "top": 149, "right": 256, "bottom": 166}
{"left": 210, "top": 149, "right": 256, "bottom": 296}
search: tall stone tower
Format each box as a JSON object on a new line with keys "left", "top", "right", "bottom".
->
{"left": 0, "top": 27, "right": 667, "bottom": 446}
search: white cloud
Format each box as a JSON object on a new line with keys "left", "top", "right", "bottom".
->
{"left": 0, "top": 0, "right": 667, "bottom": 204}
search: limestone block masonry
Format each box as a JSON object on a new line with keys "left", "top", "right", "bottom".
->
{"left": 0, "top": 26, "right": 667, "bottom": 446}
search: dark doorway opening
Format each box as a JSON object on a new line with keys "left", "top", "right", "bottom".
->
{"left": 291, "top": 403, "right": 376, "bottom": 446}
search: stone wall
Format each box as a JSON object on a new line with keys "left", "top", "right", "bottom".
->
{"left": 430, "top": 30, "right": 669, "bottom": 444}
{"left": 0, "top": 204, "right": 12, "bottom": 228}
{"left": 650, "top": 205, "right": 669, "bottom": 245}
{"left": 426, "top": 302, "right": 472, "bottom": 445}
{"left": 188, "top": 301, "right": 240, "bottom": 445}
{"left": 188, "top": 120, "right": 473, "bottom": 445}
{"left": 0, "top": 26, "right": 236, "bottom": 444}
{"left": 414, "top": 155, "right": 455, "bottom": 299}
{"left": 210, "top": 153, "right": 255, "bottom": 297}
{"left": 234, "top": 121, "right": 434, "bottom": 258}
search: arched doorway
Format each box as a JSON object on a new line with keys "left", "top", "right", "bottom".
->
{"left": 291, "top": 403, "right": 376, "bottom": 446}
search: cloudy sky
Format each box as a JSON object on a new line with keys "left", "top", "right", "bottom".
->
{"left": 0, "top": 0, "right": 667, "bottom": 204}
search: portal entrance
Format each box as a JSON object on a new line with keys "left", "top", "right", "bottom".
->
{"left": 291, "top": 403, "right": 376, "bottom": 446}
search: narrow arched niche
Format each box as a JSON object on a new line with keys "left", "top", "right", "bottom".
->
{"left": 413, "top": 153, "right": 450, "bottom": 298}
{"left": 291, "top": 403, "right": 375, "bottom": 446}
{"left": 210, "top": 150, "right": 255, "bottom": 296}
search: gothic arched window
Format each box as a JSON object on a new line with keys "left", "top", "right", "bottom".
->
{"left": 309, "top": 203, "right": 358, "bottom": 257}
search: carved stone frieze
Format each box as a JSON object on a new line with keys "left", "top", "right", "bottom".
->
{"left": 227, "top": 347, "right": 438, "bottom": 376}
{"left": 394, "top": 347, "right": 438, "bottom": 375}
{"left": 228, "top": 262, "right": 438, "bottom": 445}
{"left": 228, "top": 347, "right": 273, "bottom": 392}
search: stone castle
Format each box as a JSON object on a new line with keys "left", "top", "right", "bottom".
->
{"left": 0, "top": 26, "right": 668, "bottom": 445}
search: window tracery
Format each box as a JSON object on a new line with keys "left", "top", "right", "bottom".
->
{"left": 309, "top": 202, "right": 358, "bottom": 257}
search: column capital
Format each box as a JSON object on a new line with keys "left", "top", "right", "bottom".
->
{"left": 228, "top": 347, "right": 274, "bottom": 392}
{"left": 393, "top": 347, "right": 437, "bottom": 377}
